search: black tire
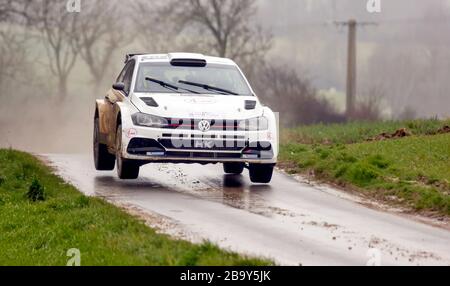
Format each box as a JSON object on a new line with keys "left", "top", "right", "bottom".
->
{"left": 223, "top": 162, "right": 245, "bottom": 174}
{"left": 116, "top": 125, "right": 140, "bottom": 179}
{"left": 93, "top": 117, "right": 115, "bottom": 170}
{"left": 249, "top": 164, "right": 274, "bottom": 183}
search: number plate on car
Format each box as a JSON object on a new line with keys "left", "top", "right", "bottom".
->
{"left": 193, "top": 140, "right": 215, "bottom": 149}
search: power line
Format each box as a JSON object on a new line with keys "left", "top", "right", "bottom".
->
{"left": 266, "top": 17, "right": 450, "bottom": 29}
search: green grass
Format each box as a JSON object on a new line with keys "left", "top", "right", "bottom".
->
{"left": 0, "top": 149, "right": 272, "bottom": 266}
{"left": 280, "top": 120, "right": 450, "bottom": 215}
{"left": 282, "top": 118, "right": 450, "bottom": 145}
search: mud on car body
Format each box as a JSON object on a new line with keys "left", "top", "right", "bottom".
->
{"left": 94, "top": 53, "right": 278, "bottom": 183}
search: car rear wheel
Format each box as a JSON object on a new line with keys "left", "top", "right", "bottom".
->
{"left": 249, "top": 164, "right": 274, "bottom": 183}
{"left": 116, "top": 124, "right": 140, "bottom": 179}
{"left": 93, "top": 117, "right": 115, "bottom": 170}
{"left": 223, "top": 162, "right": 245, "bottom": 174}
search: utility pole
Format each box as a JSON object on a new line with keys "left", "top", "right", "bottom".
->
{"left": 335, "top": 20, "right": 377, "bottom": 119}
{"left": 346, "top": 19, "right": 357, "bottom": 118}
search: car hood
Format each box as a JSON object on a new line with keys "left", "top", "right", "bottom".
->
{"left": 131, "top": 93, "right": 263, "bottom": 119}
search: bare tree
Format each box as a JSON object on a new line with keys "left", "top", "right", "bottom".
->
{"left": 0, "top": 0, "right": 14, "bottom": 21}
{"left": 163, "top": 0, "right": 272, "bottom": 74}
{"left": 0, "top": 24, "right": 27, "bottom": 93}
{"left": 131, "top": 0, "right": 203, "bottom": 54}
{"left": 0, "top": 0, "right": 31, "bottom": 22}
{"left": 352, "top": 85, "right": 384, "bottom": 121}
{"left": 72, "top": 0, "right": 128, "bottom": 94}
{"left": 178, "top": 0, "right": 271, "bottom": 56}
{"left": 31, "top": 0, "right": 79, "bottom": 99}
{"left": 255, "top": 64, "right": 344, "bottom": 126}
{"left": 0, "top": 0, "right": 34, "bottom": 94}
{"left": 131, "top": 0, "right": 178, "bottom": 52}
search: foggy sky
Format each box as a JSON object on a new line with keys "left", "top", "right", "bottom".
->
{"left": 257, "top": 0, "right": 450, "bottom": 117}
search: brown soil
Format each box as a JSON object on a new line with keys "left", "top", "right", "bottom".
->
{"left": 367, "top": 128, "right": 411, "bottom": 141}
{"left": 437, "top": 125, "right": 450, "bottom": 134}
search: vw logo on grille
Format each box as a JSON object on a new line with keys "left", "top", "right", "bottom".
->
{"left": 198, "top": 120, "right": 211, "bottom": 132}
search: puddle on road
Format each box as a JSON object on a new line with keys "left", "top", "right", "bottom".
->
{"left": 88, "top": 164, "right": 300, "bottom": 220}
{"left": 156, "top": 164, "right": 300, "bottom": 218}
{"left": 93, "top": 176, "right": 167, "bottom": 199}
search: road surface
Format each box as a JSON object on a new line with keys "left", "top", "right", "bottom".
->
{"left": 45, "top": 154, "right": 450, "bottom": 266}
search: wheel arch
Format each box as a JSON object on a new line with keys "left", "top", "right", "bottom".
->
{"left": 112, "top": 102, "right": 136, "bottom": 152}
{"left": 116, "top": 111, "right": 122, "bottom": 129}
{"left": 114, "top": 101, "right": 135, "bottom": 129}
{"left": 95, "top": 99, "right": 109, "bottom": 141}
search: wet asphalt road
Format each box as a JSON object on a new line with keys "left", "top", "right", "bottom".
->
{"left": 45, "top": 154, "right": 450, "bottom": 266}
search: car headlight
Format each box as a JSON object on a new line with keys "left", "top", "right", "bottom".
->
{"left": 131, "top": 113, "right": 168, "bottom": 128}
{"left": 238, "top": 116, "right": 269, "bottom": 131}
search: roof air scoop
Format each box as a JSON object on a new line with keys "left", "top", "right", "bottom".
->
{"left": 170, "top": 58, "right": 206, "bottom": 67}
{"left": 168, "top": 53, "right": 207, "bottom": 67}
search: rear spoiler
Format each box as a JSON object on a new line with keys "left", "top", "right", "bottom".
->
{"left": 125, "top": 53, "right": 208, "bottom": 67}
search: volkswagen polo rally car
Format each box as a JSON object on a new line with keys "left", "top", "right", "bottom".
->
{"left": 93, "top": 53, "right": 278, "bottom": 183}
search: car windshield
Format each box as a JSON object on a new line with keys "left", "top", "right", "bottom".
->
{"left": 134, "top": 62, "right": 252, "bottom": 95}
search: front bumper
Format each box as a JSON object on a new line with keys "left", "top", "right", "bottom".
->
{"left": 119, "top": 125, "right": 278, "bottom": 164}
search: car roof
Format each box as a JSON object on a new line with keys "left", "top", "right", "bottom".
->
{"left": 130, "top": 53, "right": 237, "bottom": 66}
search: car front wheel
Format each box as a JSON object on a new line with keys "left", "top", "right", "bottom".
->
{"left": 249, "top": 164, "right": 274, "bottom": 183}
{"left": 93, "top": 117, "right": 115, "bottom": 170}
{"left": 223, "top": 162, "right": 245, "bottom": 174}
{"left": 116, "top": 124, "right": 140, "bottom": 179}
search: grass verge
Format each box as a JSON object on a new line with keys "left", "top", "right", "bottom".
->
{"left": 280, "top": 119, "right": 450, "bottom": 216}
{"left": 282, "top": 118, "right": 450, "bottom": 145}
{"left": 0, "top": 149, "right": 272, "bottom": 266}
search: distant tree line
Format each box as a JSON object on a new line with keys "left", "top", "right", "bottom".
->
{"left": 0, "top": 0, "right": 355, "bottom": 126}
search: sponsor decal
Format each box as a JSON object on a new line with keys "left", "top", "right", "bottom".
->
{"left": 126, "top": 128, "right": 137, "bottom": 138}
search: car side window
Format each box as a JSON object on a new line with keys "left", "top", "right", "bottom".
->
{"left": 122, "top": 60, "right": 135, "bottom": 95}
{"left": 116, "top": 64, "right": 127, "bottom": 83}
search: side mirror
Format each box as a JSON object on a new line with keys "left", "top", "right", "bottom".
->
{"left": 112, "top": 82, "right": 125, "bottom": 91}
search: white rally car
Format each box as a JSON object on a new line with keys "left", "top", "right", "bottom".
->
{"left": 93, "top": 53, "right": 278, "bottom": 183}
